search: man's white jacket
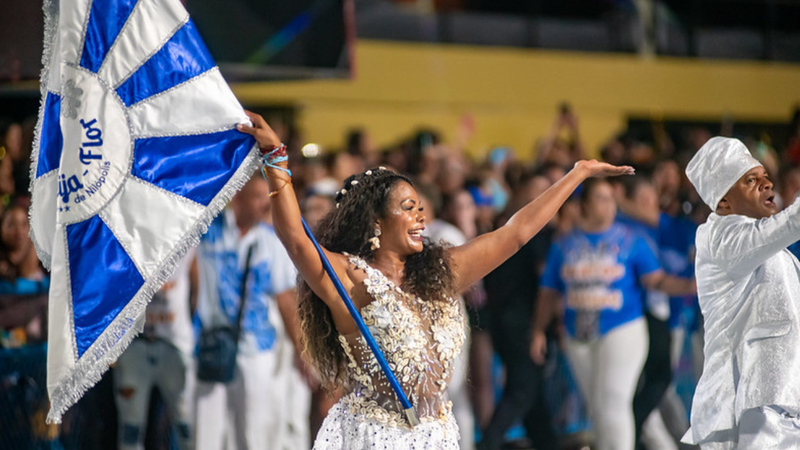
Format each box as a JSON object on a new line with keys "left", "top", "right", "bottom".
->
{"left": 685, "top": 200, "right": 800, "bottom": 444}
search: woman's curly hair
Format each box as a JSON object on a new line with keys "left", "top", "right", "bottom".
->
{"left": 299, "top": 167, "right": 456, "bottom": 390}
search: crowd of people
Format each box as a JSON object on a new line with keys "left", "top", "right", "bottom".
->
{"left": 2, "top": 105, "right": 800, "bottom": 449}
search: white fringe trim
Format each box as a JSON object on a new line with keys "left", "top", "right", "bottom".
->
{"left": 46, "top": 146, "right": 261, "bottom": 424}
{"left": 28, "top": 0, "right": 59, "bottom": 271}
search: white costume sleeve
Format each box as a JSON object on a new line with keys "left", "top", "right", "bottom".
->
{"left": 708, "top": 198, "right": 800, "bottom": 277}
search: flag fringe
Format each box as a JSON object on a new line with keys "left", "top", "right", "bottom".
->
{"left": 46, "top": 148, "right": 262, "bottom": 424}
{"left": 28, "top": 0, "right": 59, "bottom": 270}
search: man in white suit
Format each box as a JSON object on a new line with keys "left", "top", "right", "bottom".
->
{"left": 684, "top": 137, "right": 800, "bottom": 448}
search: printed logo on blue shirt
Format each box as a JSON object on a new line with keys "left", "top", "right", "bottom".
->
{"left": 561, "top": 242, "right": 625, "bottom": 311}
{"left": 214, "top": 252, "right": 276, "bottom": 352}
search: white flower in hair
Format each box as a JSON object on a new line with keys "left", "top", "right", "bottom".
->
{"left": 366, "top": 170, "right": 372, "bottom": 176}
{"left": 341, "top": 189, "right": 347, "bottom": 195}
{"left": 351, "top": 180, "right": 359, "bottom": 186}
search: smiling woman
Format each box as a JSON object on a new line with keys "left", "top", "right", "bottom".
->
{"left": 236, "top": 111, "right": 634, "bottom": 449}
{"left": 376, "top": 182, "right": 427, "bottom": 256}
{"left": 298, "top": 168, "right": 457, "bottom": 395}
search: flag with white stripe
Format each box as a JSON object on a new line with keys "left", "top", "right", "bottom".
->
{"left": 30, "top": 0, "right": 259, "bottom": 422}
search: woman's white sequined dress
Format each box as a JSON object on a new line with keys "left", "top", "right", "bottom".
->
{"left": 313, "top": 254, "right": 466, "bottom": 449}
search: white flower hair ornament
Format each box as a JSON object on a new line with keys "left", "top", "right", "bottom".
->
{"left": 335, "top": 167, "right": 389, "bottom": 208}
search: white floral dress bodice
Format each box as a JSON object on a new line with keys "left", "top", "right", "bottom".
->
{"left": 337, "top": 254, "right": 466, "bottom": 428}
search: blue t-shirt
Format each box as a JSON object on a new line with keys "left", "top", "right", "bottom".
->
{"left": 616, "top": 212, "right": 697, "bottom": 329}
{"left": 657, "top": 213, "right": 697, "bottom": 329}
{"left": 540, "top": 223, "right": 661, "bottom": 337}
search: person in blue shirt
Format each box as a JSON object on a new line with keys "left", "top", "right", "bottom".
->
{"left": 531, "top": 178, "right": 694, "bottom": 450}
{"left": 616, "top": 176, "right": 697, "bottom": 448}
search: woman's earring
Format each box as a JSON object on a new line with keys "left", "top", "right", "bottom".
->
{"left": 370, "top": 228, "right": 381, "bottom": 251}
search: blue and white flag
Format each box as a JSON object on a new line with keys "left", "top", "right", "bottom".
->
{"left": 30, "top": 0, "right": 259, "bottom": 422}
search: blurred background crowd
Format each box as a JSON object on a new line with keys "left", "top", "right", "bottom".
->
{"left": 5, "top": 101, "right": 800, "bottom": 449}
{"left": 2, "top": 0, "right": 800, "bottom": 449}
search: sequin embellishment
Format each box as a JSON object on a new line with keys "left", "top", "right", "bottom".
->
{"left": 337, "top": 254, "right": 465, "bottom": 428}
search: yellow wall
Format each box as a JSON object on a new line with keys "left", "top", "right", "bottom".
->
{"left": 232, "top": 40, "right": 800, "bottom": 159}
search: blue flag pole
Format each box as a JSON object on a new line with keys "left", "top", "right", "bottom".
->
{"left": 301, "top": 218, "right": 419, "bottom": 427}
{"left": 300, "top": 218, "right": 420, "bottom": 427}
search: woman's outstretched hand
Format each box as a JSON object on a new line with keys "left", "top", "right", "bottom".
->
{"left": 574, "top": 159, "right": 635, "bottom": 179}
{"left": 237, "top": 110, "right": 282, "bottom": 150}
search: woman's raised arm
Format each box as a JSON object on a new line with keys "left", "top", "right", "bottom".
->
{"left": 238, "top": 112, "right": 354, "bottom": 322}
{"left": 448, "top": 160, "right": 633, "bottom": 293}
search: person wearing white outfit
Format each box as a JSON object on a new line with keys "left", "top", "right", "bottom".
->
{"left": 270, "top": 288, "right": 312, "bottom": 450}
{"left": 114, "top": 249, "right": 196, "bottom": 450}
{"left": 194, "top": 176, "right": 297, "bottom": 450}
{"left": 683, "top": 136, "right": 800, "bottom": 448}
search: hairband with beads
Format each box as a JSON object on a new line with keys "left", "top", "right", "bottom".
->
{"left": 336, "top": 166, "right": 386, "bottom": 208}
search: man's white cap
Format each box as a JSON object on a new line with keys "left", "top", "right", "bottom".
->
{"left": 686, "top": 137, "right": 762, "bottom": 210}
